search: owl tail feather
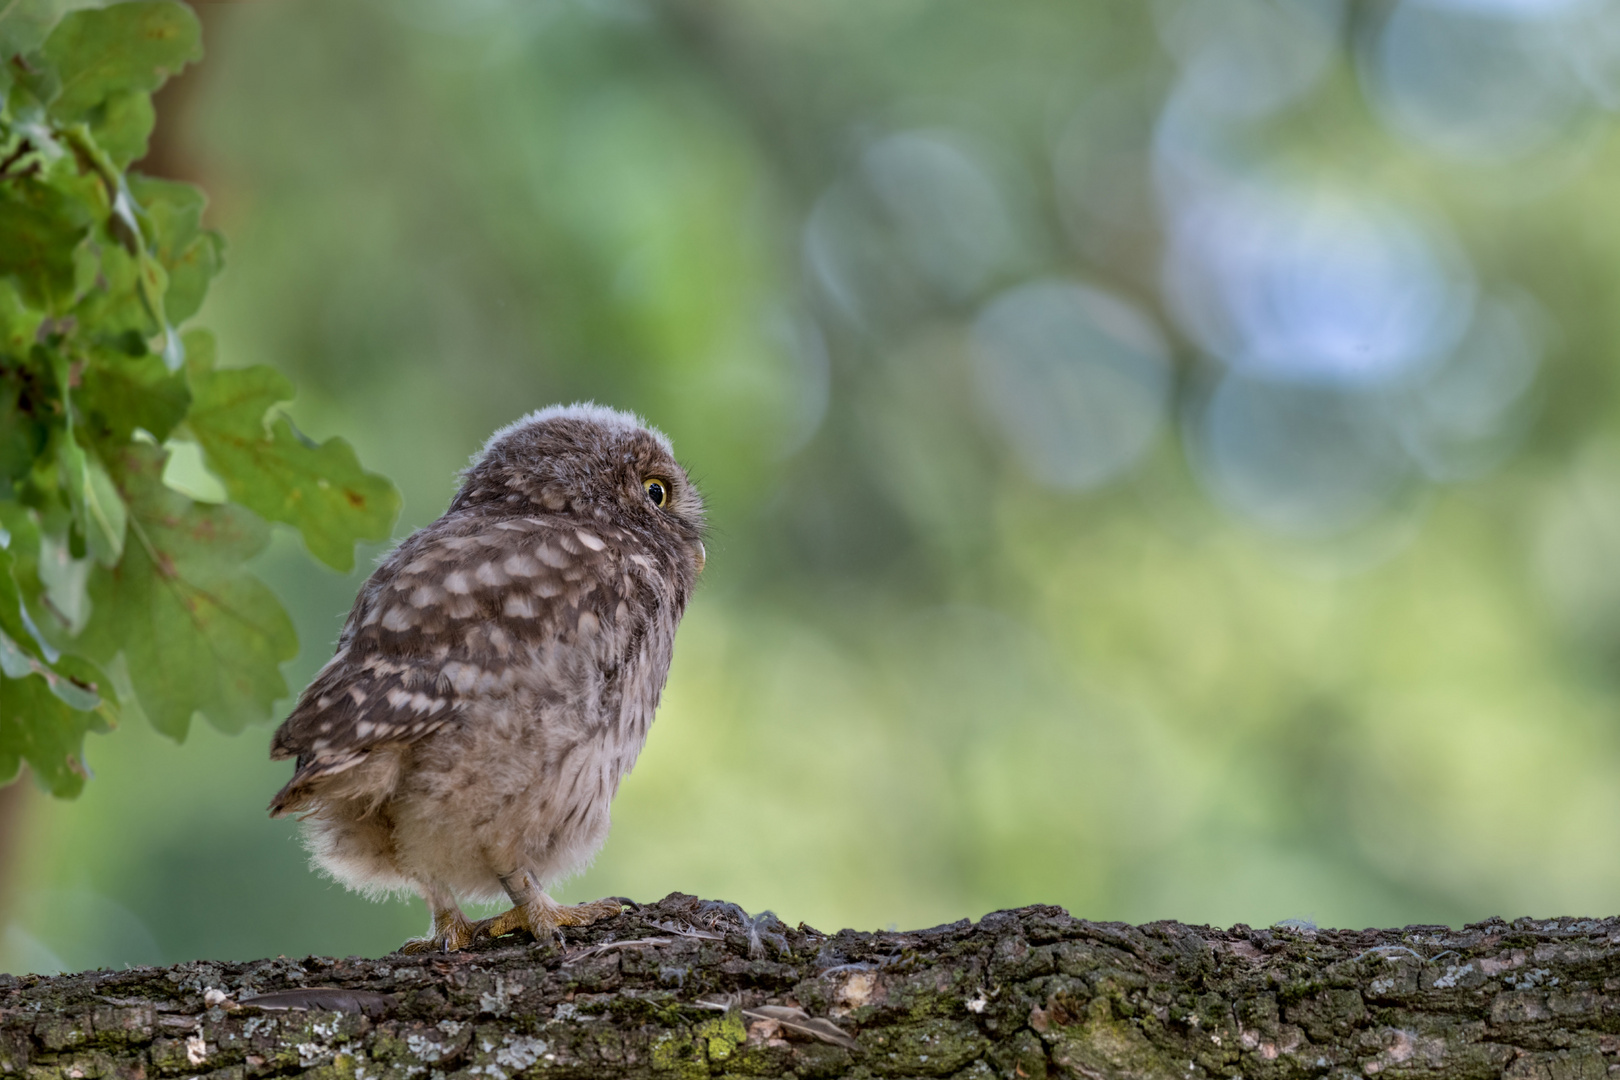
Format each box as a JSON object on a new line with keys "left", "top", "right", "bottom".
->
{"left": 266, "top": 758, "right": 348, "bottom": 817}
{"left": 268, "top": 750, "right": 391, "bottom": 819}
{"left": 268, "top": 778, "right": 309, "bottom": 818}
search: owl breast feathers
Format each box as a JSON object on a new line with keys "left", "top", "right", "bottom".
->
{"left": 268, "top": 404, "right": 704, "bottom": 950}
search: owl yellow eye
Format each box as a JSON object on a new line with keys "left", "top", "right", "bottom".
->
{"left": 643, "top": 477, "right": 669, "bottom": 507}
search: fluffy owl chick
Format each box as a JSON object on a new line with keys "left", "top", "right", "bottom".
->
{"left": 268, "top": 404, "right": 704, "bottom": 953}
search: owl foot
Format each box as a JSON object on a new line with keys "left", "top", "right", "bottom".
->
{"left": 474, "top": 895, "right": 625, "bottom": 943}
{"left": 399, "top": 907, "right": 477, "bottom": 954}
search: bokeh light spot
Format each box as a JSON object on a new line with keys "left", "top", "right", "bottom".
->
{"left": 1363, "top": 0, "right": 1592, "bottom": 161}
{"left": 1164, "top": 187, "right": 1474, "bottom": 385}
{"left": 972, "top": 279, "right": 1173, "bottom": 492}
{"left": 1393, "top": 295, "right": 1543, "bottom": 481}
{"left": 1154, "top": 0, "right": 1345, "bottom": 120}
{"left": 805, "top": 130, "right": 1023, "bottom": 328}
{"left": 1190, "top": 374, "right": 1412, "bottom": 535}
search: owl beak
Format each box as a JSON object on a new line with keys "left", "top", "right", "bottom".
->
{"left": 694, "top": 541, "right": 706, "bottom": 573}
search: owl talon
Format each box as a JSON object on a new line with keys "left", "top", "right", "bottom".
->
{"left": 557, "top": 897, "right": 629, "bottom": 926}
{"left": 399, "top": 907, "right": 476, "bottom": 954}
{"left": 473, "top": 896, "right": 626, "bottom": 942}
{"left": 470, "top": 906, "right": 531, "bottom": 943}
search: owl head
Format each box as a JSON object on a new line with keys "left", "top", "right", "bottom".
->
{"left": 454, "top": 402, "right": 705, "bottom": 568}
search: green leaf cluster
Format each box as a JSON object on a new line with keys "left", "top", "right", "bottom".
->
{"left": 0, "top": 1, "right": 400, "bottom": 796}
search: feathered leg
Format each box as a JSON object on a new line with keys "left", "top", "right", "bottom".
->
{"left": 399, "top": 881, "right": 476, "bottom": 954}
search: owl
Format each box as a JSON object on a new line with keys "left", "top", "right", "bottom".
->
{"left": 267, "top": 403, "right": 705, "bottom": 953}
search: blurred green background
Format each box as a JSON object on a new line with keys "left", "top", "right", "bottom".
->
{"left": 9, "top": 0, "right": 1620, "bottom": 971}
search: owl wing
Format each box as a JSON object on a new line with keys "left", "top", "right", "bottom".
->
{"left": 268, "top": 513, "right": 652, "bottom": 816}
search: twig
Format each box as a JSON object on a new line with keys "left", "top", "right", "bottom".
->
{"left": 566, "top": 937, "right": 674, "bottom": 962}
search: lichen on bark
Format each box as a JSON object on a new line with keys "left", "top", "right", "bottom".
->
{"left": 1, "top": 894, "right": 1617, "bottom": 1080}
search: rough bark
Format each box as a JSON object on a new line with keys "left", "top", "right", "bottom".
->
{"left": 2, "top": 893, "right": 1617, "bottom": 1080}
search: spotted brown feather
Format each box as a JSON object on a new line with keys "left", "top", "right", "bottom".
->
{"left": 267, "top": 513, "right": 665, "bottom": 813}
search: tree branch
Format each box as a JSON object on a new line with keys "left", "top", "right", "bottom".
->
{"left": 2, "top": 893, "right": 1615, "bottom": 1080}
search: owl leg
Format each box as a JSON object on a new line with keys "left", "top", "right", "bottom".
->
{"left": 399, "top": 882, "right": 476, "bottom": 954}
{"left": 472, "top": 870, "right": 624, "bottom": 943}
